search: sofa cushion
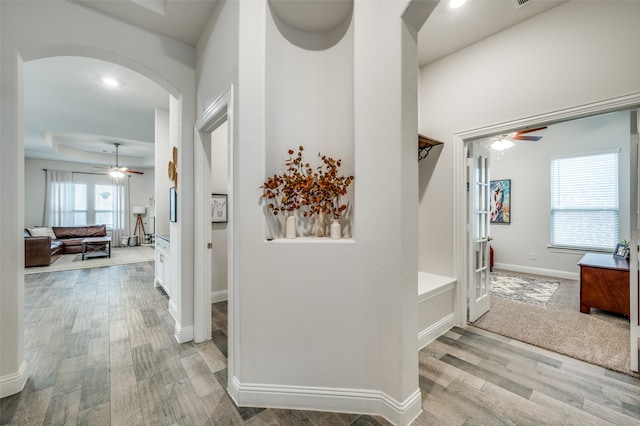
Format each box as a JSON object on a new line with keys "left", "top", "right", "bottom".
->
{"left": 51, "top": 240, "right": 64, "bottom": 256}
{"left": 27, "top": 226, "right": 57, "bottom": 240}
{"left": 60, "top": 238, "right": 85, "bottom": 247}
{"left": 52, "top": 225, "right": 107, "bottom": 239}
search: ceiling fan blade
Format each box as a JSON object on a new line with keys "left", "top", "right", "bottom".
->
{"left": 512, "top": 135, "right": 543, "bottom": 141}
{"left": 124, "top": 169, "right": 144, "bottom": 175}
{"left": 514, "top": 126, "right": 547, "bottom": 136}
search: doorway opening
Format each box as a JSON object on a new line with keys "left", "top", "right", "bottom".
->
{"left": 193, "top": 87, "right": 236, "bottom": 392}
{"left": 454, "top": 98, "right": 640, "bottom": 374}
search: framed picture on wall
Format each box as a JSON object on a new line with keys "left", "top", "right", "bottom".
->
{"left": 169, "top": 187, "right": 177, "bottom": 222}
{"left": 490, "top": 179, "right": 511, "bottom": 224}
{"left": 211, "top": 193, "right": 227, "bottom": 223}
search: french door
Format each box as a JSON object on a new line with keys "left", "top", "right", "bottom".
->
{"left": 468, "top": 142, "right": 491, "bottom": 322}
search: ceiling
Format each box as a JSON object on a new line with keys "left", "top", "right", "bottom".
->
{"left": 24, "top": 0, "right": 565, "bottom": 167}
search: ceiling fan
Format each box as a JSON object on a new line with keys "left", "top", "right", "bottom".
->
{"left": 94, "top": 143, "right": 144, "bottom": 177}
{"left": 490, "top": 126, "right": 547, "bottom": 151}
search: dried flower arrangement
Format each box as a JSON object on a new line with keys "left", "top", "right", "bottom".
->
{"left": 261, "top": 146, "right": 354, "bottom": 225}
{"left": 312, "top": 154, "right": 354, "bottom": 220}
{"left": 261, "top": 146, "right": 313, "bottom": 216}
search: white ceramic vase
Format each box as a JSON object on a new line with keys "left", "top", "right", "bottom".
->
{"left": 330, "top": 218, "right": 341, "bottom": 239}
{"left": 285, "top": 212, "right": 296, "bottom": 239}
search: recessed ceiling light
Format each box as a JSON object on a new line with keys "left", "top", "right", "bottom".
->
{"left": 102, "top": 77, "right": 119, "bottom": 87}
{"left": 449, "top": 0, "right": 466, "bottom": 8}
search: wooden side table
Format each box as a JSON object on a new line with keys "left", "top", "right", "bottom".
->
{"left": 578, "top": 253, "right": 629, "bottom": 317}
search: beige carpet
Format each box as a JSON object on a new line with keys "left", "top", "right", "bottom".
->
{"left": 24, "top": 246, "right": 155, "bottom": 274}
{"left": 472, "top": 270, "right": 638, "bottom": 378}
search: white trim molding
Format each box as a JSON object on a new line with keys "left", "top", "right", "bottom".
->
{"left": 194, "top": 85, "right": 233, "bottom": 344}
{"left": 228, "top": 376, "right": 422, "bottom": 426}
{"left": 211, "top": 289, "right": 228, "bottom": 303}
{"left": 174, "top": 323, "right": 194, "bottom": 344}
{"left": 0, "top": 361, "right": 27, "bottom": 399}
{"left": 493, "top": 263, "right": 579, "bottom": 281}
{"left": 418, "top": 313, "right": 455, "bottom": 351}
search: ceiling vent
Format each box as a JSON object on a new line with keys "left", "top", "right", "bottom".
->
{"left": 512, "top": 0, "right": 533, "bottom": 9}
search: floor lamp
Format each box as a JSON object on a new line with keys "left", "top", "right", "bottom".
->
{"left": 132, "top": 206, "right": 146, "bottom": 246}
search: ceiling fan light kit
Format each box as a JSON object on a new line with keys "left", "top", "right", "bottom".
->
{"left": 490, "top": 138, "right": 514, "bottom": 151}
{"left": 94, "top": 142, "right": 144, "bottom": 176}
{"left": 489, "top": 126, "right": 547, "bottom": 151}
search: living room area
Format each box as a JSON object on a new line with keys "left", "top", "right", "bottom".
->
{"left": 22, "top": 56, "right": 170, "bottom": 273}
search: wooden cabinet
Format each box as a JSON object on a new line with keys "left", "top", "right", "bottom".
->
{"left": 155, "top": 235, "right": 171, "bottom": 297}
{"left": 578, "top": 253, "right": 629, "bottom": 317}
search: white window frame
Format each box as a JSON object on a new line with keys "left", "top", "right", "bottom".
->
{"left": 549, "top": 149, "right": 620, "bottom": 252}
{"left": 71, "top": 175, "right": 116, "bottom": 230}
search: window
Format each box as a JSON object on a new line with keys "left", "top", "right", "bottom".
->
{"left": 550, "top": 151, "right": 619, "bottom": 251}
{"left": 71, "top": 175, "right": 115, "bottom": 229}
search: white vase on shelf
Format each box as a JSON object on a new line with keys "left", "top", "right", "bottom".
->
{"left": 285, "top": 212, "right": 296, "bottom": 239}
{"left": 315, "top": 212, "right": 326, "bottom": 237}
{"left": 330, "top": 218, "right": 341, "bottom": 239}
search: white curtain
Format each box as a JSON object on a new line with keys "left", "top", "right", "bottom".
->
{"left": 45, "top": 170, "right": 74, "bottom": 226}
{"left": 112, "top": 176, "right": 130, "bottom": 247}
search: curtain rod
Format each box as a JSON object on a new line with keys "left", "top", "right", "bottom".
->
{"left": 42, "top": 168, "right": 130, "bottom": 177}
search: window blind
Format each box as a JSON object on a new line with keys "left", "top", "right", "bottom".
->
{"left": 550, "top": 151, "right": 619, "bottom": 251}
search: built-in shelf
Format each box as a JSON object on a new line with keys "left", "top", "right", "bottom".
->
{"left": 418, "top": 134, "right": 443, "bottom": 161}
{"left": 265, "top": 237, "right": 355, "bottom": 243}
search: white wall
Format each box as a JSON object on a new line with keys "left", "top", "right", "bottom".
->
{"left": 1, "top": 0, "right": 195, "bottom": 397}
{"left": 155, "top": 108, "right": 170, "bottom": 235}
{"left": 196, "top": 0, "right": 239, "bottom": 115}
{"left": 197, "top": 1, "right": 427, "bottom": 423}
{"left": 418, "top": 1, "right": 640, "bottom": 277}
{"left": 24, "top": 158, "right": 154, "bottom": 230}
{"left": 487, "top": 111, "right": 630, "bottom": 278}
{"left": 210, "top": 121, "right": 228, "bottom": 296}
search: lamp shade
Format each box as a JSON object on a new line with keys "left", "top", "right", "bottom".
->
{"left": 132, "top": 206, "right": 146, "bottom": 215}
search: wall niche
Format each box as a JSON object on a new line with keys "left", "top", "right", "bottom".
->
{"left": 264, "top": 0, "right": 355, "bottom": 240}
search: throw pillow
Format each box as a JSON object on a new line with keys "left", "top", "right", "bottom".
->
{"left": 27, "top": 227, "right": 57, "bottom": 240}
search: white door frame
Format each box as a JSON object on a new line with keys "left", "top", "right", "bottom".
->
{"left": 454, "top": 93, "right": 640, "bottom": 355}
{"left": 630, "top": 110, "right": 639, "bottom": 372}
{"left": 194, "top": 86, "right": 234, "bottom": 344}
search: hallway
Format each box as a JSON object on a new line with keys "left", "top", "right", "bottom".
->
{"left": 1, "top": 262, "right": 639, "bottom": 425}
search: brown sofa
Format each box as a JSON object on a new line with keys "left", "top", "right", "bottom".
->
{"left": 24, "top": 225, "right": 107, "bottom": 267}
{"left": 24, "top": 230, "right": 63, "bottom": 267}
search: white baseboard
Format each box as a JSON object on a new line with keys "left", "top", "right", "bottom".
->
{"left": 211, "top": 289, "right": 228, "bottom": 303}
{"left": 168, "top": 299, "right": 178, "bottom": 322}
{"left": 228, "top": 375, "right": 422, "bottom": 426}
{"left": 494, "top": 263, "right": 579, "bottom": 281}
{"left": 0, "top": 360, "right": 27, "bottom": 399}
{"left": 174, "top": 322, "right": 194, "bottom": 344}
{"left": 418, "top": 313, "right": 455, "bottom": 350}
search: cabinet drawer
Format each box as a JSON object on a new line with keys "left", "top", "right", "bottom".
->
{"left": 156, "top": 237, "right": 170, "bottom": 254}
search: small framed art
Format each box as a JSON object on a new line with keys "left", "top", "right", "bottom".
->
{"left": 211, "top": 193, "right": 227, "bottom": 223}
{"left": 613, "top": 243, "right": 629, "bottom": 259}
{"left": 490, "top": 179, "right": 511, "bottom": 224}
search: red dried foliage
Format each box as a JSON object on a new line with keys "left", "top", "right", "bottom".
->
{"left": 260, "top": 146, "right": 354, "bottom": 219}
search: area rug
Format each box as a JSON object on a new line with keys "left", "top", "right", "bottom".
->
{"left": 490, "top": 271, "right": 560, "bottom": 308}
{"left": 473, "top": 270, "right": 638, "bottom": 378}
{"left": 24, "top": 246, "right": 155, "bottom": 274}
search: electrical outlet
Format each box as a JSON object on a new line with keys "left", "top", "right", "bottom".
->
{"left": 530, "top": 252, "right": 536, "bottom": 260}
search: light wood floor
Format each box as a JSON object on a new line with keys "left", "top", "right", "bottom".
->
{"left": 2, "top": 262, "right": 640, "bottom": 425}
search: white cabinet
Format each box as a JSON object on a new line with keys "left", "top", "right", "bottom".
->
{"left": 155, "top": 235, "right": 171, "bottom": 297}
